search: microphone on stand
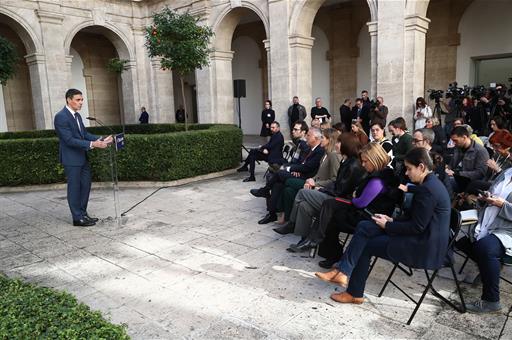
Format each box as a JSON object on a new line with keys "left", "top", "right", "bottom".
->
{"left": 86, "top": 117, "right": 115, "bottom": 142}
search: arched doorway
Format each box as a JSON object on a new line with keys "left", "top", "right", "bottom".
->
{"left": 291, "top": 0, "right": 372, "bottom": 123}
{"left": 173, "top": 70, "right": 198, "bottom": 123}
{"left": 66, "top": 25, "right": 135, "bottom": 126}
{"left": 0, "top": 17, "right": 35, "bottom": 132}
{"left": 211, "top": 7, "right": 269, "bottom": 135}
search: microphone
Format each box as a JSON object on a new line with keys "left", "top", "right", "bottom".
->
{"left": 86, "top": 116, "right": 115, "bottom": 137}
{"left": 86, "top": 117, "right": 97, "bottom": 121}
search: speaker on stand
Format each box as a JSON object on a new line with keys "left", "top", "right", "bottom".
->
{"left": 233, "top": 79, "right": 253, "bottom": 160}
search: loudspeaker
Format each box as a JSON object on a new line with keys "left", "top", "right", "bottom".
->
{"left": 233, "top": 79, "right": 246, "bottom": 98}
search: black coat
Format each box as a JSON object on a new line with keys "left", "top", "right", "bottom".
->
{"left": 431, "top": 125, "right": 447, "bottom": 154}
{"left": 320, "top": 156, "right": 366, "bottom": 198}
{"left": 352, "top": 105, "right": 371, "bottom": 134}
{"left": 339, "top": 105, "right": 353, "bottom": 132}
{"left": 260, "top": 109, "right": 275, "bottom": 136}
{"left": 289, "top": 145, "right": 325, "bottom": 179}
{"left": 385, "top": 173, "right": 451, "bottom": 270}
{"left": 260, "top": 131, "right": 284, "bottom": 165}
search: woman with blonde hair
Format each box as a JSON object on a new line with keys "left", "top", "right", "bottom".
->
{"left": 276, "top": 128, "right": 341, "bottom": 224}
{"left": 288, "top": 143, "right": 401, "bottom": 254}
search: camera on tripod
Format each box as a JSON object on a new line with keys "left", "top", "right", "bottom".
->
{"left": 428, "top": 89, "right": 444, "bottom": 102}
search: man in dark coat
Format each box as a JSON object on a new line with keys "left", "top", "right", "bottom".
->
{"left": 238, "top": 121, "right": 284, "bottom": 182}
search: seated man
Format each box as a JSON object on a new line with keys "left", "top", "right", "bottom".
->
{"left": 251, "top": 128, "right": 325, "bottom": 224}
{"left": 446, "top": 125, "right": 489, "bottom": 193}
{"left": 238, "top": 121, "right": 284, "bottom": 182}
{"left": 275, "top": 121, "right": 310, "bottom": 171}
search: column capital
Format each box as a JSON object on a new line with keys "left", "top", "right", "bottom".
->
{"left": 210, "top": 50, "right": 235, "bottom": 61}
{"left": 367, "top": 21, "right": 378, "bottom": 36}
{"left": 404, "top": 15, "right": 430, "bottom": 34}
{"left": 35, "top": 10, "right": 64, "bottom": 25}
{"left": 288, "top": 35, "right": 315, "bottom": 49}
{"left": 25, "top": 53, "right": 46, "bottom": 66}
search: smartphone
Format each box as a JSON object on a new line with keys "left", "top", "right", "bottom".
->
{"left": 478, "top": 190, "right": 491, "bottom": 197}
{"left": 363, "top": 208, "right": 375, "bottom": 218}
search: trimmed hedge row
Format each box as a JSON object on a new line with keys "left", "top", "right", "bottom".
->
{"left": 0, "top": 275, "right": 129, "bottom": 339}
{"left": 0, "top": 124, "right": 242, "bottom": 186}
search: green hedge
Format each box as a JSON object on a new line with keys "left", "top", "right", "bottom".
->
{"left": 0, "top": 124, "right": 242, "bottom": 186}
{"left": 0, "top": 275, "right": 129, "bottom": 339}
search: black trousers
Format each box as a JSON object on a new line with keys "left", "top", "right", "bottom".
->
{"left": 244, "top": 149, "right": 268, "bottom": 176}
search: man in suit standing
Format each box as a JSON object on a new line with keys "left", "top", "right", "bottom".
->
{"left": 352, "top": 98, "right": 370, "bottom": 135}
{"left": 238, "top": 121, "right": 284, "bottom": 182}
{"left": 54, "top": 89, "right": 112, "bottom": 227}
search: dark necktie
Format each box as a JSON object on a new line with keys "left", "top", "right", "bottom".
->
{"left": 74, "top": 112, "right": 83, "bottom": 137}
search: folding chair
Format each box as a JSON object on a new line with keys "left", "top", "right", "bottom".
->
{"left": 377, "top": 208, "right": 466, "bottom": 325}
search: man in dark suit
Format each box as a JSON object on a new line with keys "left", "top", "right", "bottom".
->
{"left": 250, "top": 127, "right": 325, "bottom": 224}
{"left": 54, "top": 89, "right": 112, "bottom": 227}
{"left": 339, "top": 98, "right": 352, "bottom": 132}
{"left": 139, "top": 106, "right": 149, "bottom": 124}
{"left": 237, "top": 121, "right": 284, "bottom": 182}
{"left": 352, "top": 98, "right": 370, "bottom": 135}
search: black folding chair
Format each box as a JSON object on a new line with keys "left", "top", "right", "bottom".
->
{"left": 377, "top": 208, "right": 466, "bottom": 325}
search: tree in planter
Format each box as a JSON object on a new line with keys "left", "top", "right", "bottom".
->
{"left": 0, "top": 35, "right": 19, "bottom": 86}
{"left": 106, "top": 57, "right": 129, "bottom": 133}
{"left": 145, "top": 7, "right": 214, "bottom": 130}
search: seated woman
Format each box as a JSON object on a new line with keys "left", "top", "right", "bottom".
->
{"left": 456, "top": 167, "right": 512, "bottom": 313}
{"left": 315, "top": 148, "right": 451, "bottom": 304}
{"left": 351, "top": 121, "right": 369, "bottom": 146}
{"left": 276, "top": 128, "right": 341, "bottom": 224}
{"left": 288, "top": 143, "right": 400, "bottom": 255}
{"left": 273, "top": 133, "right": 365, "bottom": 235}
{"left": 466, "top": 129, "right": 512, "bottom": 195}
{"left": 370, "top": 122, "right": 393, "bottom": 157}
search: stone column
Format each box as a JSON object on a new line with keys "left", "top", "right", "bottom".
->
{"left": 376, "top": 1, "right": 405, "bottom": 123}
{"left": 195, "top": 66, "right": 214, "bottom": 124}
{"left": 0, "top": 86, "right": 7, "bottom": 132}
{"left": 35, "top": 9, "right": 67, "bottom": 127}
{"left": 367, "top": 21, "right": 378, "bottom": 98}
{"left": 149, "top": 58, "right": 174, "bottom": 123}
{"left": 403, "top": 15, "right": 430, "bottom": 118}
{"left": 25, "top": 53, "right": 52, "bottom": 130}
{"left": 131, "top": 24, "right": 150, "bottom": 122}
{"left": 289, "top": 35, "right": 315, "bottom": 112}
{"left": 208, "top": 50, "right": 235, "bottom": 124}
{"left": 120, "top": 60, "right": 138, "bottom": 124}
{"left": 263, "top": 39, "right": 271, "bottom": 100}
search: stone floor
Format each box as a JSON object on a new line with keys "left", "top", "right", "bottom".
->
{"left": 0, "top": 162, "right": 511, "bottom": 339}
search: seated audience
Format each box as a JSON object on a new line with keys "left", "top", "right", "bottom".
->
{"left": 425, "top": 117, "right": 447, "bottom": 154}
{"left": 273, "top": 133, "right": 364, "bottom": 235}
{"left": 446, "top": 126, "right": 489, "bottom": 193}
{"left": 466, "top": 130, "right": 512, "bottom": 195}
{"left": 388, "top": 118, "right": 414, "bottom": 178}
{"left": 311, "top": 118, "right": 321, "bottom": 129}
{"left": 351, "top": 121, "right": 369, "bottom": 146}
{"left": 287, "top": 143, "right": 400, "bottom": 255}
{"left": 275, "top": 128, "right": 341, "bottom": 224}
{"left": 456, "top": 167, "right": 512, "bottom": 313}
{"left": 238, "top": 121, "right": 284, "bottom": 182}
{"left": 315, "top": 148, "right": 451, "bottom": 305}
{"left": 370, "top": 122, "right": 393, "bottom": 156}
{"left": 250, "top": 128, "right": 325, "bottom": 224}
{"left": 485, "top": 116, "right": 507, "bottom": 152}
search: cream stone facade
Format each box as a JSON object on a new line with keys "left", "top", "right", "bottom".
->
{"left": 0, "top": 0, "right": 510, "bottom": 135}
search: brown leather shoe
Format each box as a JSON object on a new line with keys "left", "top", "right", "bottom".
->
{"left": 330, "top": 292, "right": 364, "bottom": 304}
{"left": 315, "top": 269, "right": 348, "bottom": 287}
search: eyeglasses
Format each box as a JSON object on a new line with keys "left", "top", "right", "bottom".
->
{"left": 413, "top": 139, "right": 424, "bottom": 143}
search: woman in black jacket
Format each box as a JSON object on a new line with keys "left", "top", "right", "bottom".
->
{"left": 425, "top": 117, "right": 447, "bottom": 155}
{"left": 260, "top": 100, "right": 275, "bottom": 137}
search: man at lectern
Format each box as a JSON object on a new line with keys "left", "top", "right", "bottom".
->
{"left": 54, "top": 89, "right": 112, "bottom": 227}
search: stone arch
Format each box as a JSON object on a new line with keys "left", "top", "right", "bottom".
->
{"left": 64, "top": 21, "right": 134, "bottom": 61}
{"left": 0, "top": 8, "right": 42, "bottom": 55}
{"left": 290, "top": 0, "right": 376, "bottom": 38}
{"left": 211, "top": 3, "right": 269, "bottom": 51}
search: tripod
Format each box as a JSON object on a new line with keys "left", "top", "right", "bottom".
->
{"left": 432, "top": 98, "right": 443, "bottom": 127}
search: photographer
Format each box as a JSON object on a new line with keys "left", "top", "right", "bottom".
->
{"left": 370, "top": 96, "right": 388, "bottom": 127}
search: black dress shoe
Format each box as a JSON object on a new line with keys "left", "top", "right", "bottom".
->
{"left": 273, "top": 222, "right": 295, "bottom": 235}
{"left": 318, "top": 258, "right": 340, "bottom": 269}
{"left": 258, "top": 213, "right": 277, "bottom": 224}
{"left": 287, "top": 239, "right": 317, "bottom": 253}
{"left": 73, "top": 219, "right": 96, "bottom": 227}
{"left": 243, "top": 176, "right": 256, "bottom": 182}
{"left": 237, "top": 165, "right": 249, "bottom": 172}
{"left": 84, "top": 214, "right": 99, "bottom": 223}
{"left": 250, "top": 188, "right": 269, "bottom": 198}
